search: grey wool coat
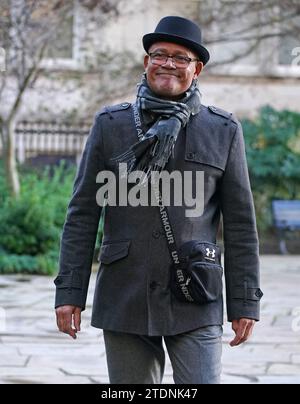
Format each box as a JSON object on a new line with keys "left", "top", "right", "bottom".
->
{"left": 54, "top": 102, "right": 263, "bottom": 336}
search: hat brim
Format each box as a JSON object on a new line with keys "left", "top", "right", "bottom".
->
{"left": 143, "top": 33, "right": 210, "bottom": 65}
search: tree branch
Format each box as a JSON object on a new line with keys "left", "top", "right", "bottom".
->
{"left": 207, "top": 37, "right": 262, "bottom": 69}
{"left": 8, "top": 41, "right": 47, "bottom": 123}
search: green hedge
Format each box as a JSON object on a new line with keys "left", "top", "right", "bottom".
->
{"left": 0, "top": 162, "right": 76, "bottom": 275}
{"left": 242, "top": 106, "right": 300, "bottom": 233}
{"left": 0, "top": 251, "right": 59, "bottom": 275}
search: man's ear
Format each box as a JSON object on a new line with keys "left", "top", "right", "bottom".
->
{"left": 194, "top": 61, "right": 204, "bottom": 79}
{"left": 144, "top": 54, "right": 150, "bottom": 70}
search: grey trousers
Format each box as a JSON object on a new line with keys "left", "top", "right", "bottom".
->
{"left": 103, "top": 325, "right": 223, "bottom": 384}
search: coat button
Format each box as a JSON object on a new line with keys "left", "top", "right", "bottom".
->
{"left": 152, "top": 230, "right": 160, "bottom": 239}
{"left": 255, "top": 289, "right": 263, "bottom": 299}
{"left": 149, "top": 281, "right": 158, "bottom": 290}
{"left": 187, "top": 152, "right": 195, "bottom": 160}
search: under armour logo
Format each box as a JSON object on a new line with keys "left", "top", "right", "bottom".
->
{"left": 205, "top": 248, "right": 216, "bottom": 261}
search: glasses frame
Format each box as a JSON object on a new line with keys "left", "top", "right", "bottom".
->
{"left": 148, "top": 52, "right": 200, "bottom": 68}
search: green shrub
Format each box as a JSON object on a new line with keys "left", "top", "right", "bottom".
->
{"left": 0, "top": 162, "right": 76, "bottom": 275}
{"left": 0, "top": 251, "right": 59, "bottom": 275}
{"left": 242, "top": 106, "right": 300, "bottom": 233}
{"left": 0, "top": 198, "right": 60, "bottom": 255}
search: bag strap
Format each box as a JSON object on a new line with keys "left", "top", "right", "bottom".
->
{"left": 130, "top": 103, "right": 193, "bottom": 302}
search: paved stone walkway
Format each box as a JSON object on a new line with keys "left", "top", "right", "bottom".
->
{"left": 0, "top": 255, "right": 300, "bottom": 384}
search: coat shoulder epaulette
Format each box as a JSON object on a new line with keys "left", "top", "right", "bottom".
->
{"left": 208, "top": 105, "right": 238, "bottom": 126}
{"left": 97, "top": 102, "right": 131, "bottom": 119}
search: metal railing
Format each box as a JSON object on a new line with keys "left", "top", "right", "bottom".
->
{"left": 0, "top": 121, "right": 91, "bottom": 164}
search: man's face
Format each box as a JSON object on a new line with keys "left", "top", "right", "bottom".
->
{"left": 144, "top": 41, "right": 203, "bottom": 100}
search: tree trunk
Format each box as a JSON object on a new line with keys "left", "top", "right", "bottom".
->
{"left": 1, "top": 119, "right": 20, "bottom": 198}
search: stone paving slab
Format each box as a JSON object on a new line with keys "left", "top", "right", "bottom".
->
{"left": 0, "top": 376, "right": 95, "bottom": 385}
{"left": 0, "top": 255, "right": 300, "bottom": 384}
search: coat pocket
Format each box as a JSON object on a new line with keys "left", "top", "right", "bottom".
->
{"left": 185, "top": 152, "right": 226, "bottom": 172}
{"left": 99, "top": 240, "right": 131, "bottom": 265}
{"left": 188, "top": 262, "right": 223, "bottom": 303}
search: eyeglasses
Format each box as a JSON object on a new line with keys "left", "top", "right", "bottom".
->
{"left": 148, "top": 52, "right": 199, "bottom": 68}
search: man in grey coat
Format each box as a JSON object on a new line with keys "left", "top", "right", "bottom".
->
{"left": 55, "top": 16, "right": 263, "bottom": 384}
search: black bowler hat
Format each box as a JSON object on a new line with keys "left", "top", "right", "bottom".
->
{"left": 143, "top": 16, "right": 210, "bottom": 65}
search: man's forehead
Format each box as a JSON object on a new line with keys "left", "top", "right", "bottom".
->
{"left": 148, "top": 41, "right": 196, "bottom": 56}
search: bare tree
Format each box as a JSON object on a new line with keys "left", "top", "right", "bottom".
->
{"left": 0, "top": 0, "right": 76, "bottom": 197}
{"left": 198, "top": 0, "right": 300, "bottom": 68}
{"left": 79, "top": 0, "right": 121, "bottom": 14}
{"left": 0, "top": 0, "right": 122, "bottom": 198}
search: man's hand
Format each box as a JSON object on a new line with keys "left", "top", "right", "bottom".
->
{"left": 56, "top": 305, "right": 82, "bottom": 339}
{"left": 230, "top": 318, "right": 255, "bottom": 347}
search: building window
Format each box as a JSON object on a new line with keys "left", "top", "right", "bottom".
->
{"left": 200, "top": 0, "right": 300, "bottom": 77}
{"left": 45, "top": 5, "right": 74, "bottom": 60}
{"left": 278, "top": 15, "right": 300, "bottom": 66}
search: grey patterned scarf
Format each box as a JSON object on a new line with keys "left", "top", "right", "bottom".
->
{"left": 111, "top": 73, "right": 202, "bottom": 181}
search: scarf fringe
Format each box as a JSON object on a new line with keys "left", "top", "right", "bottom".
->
{"left": 111, "top": 149, "right": 135, "bottom": 164}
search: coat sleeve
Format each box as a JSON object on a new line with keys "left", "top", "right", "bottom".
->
{"left": 54, "top": 113, "right": 105, "bottom": 310}
{"left": 220, "top": 120, "right": 263, "bottom": 322}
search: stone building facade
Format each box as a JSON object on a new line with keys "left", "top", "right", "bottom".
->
{"left": 4, "top": 0, "right": 300, "bottom": 122}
